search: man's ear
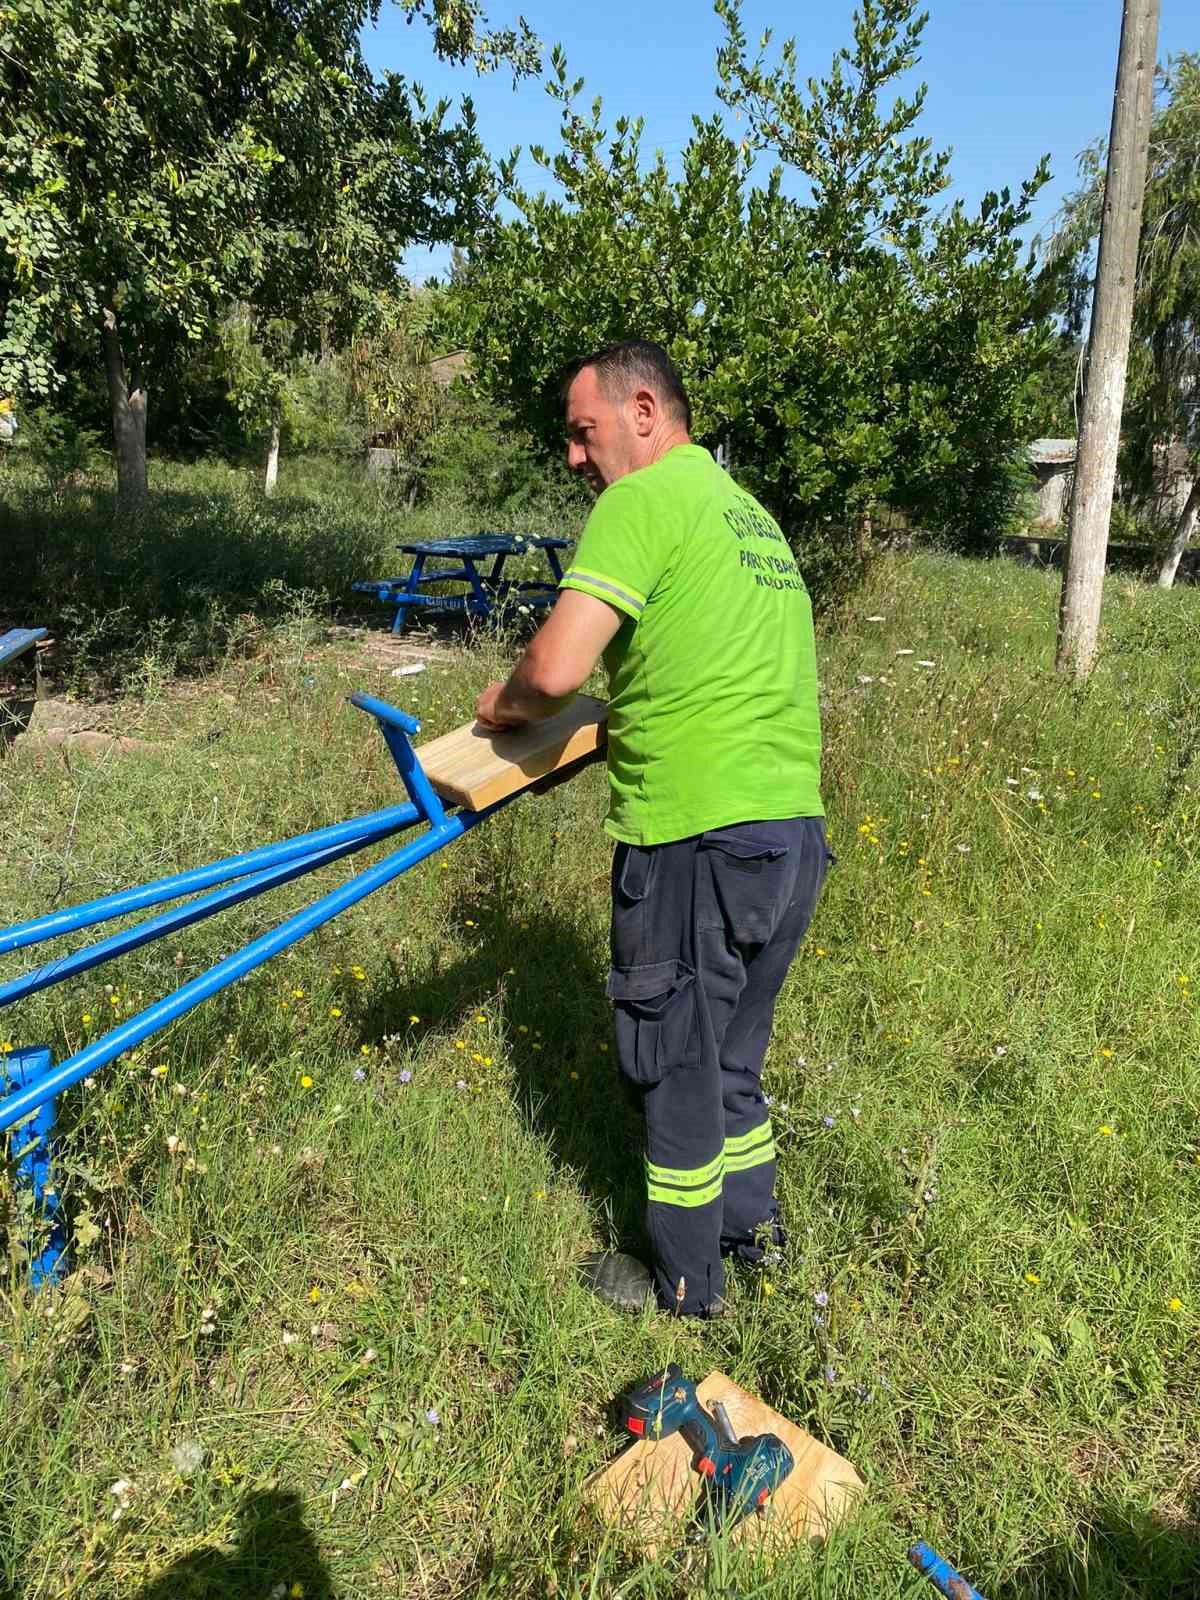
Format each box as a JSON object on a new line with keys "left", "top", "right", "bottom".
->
{"left": 630, "top": 385, "right": 657, "bottom": 436}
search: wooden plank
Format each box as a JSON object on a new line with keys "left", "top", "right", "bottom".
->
{"left": 583, "top": 1370, "right": 864, "bottom": 1558}
{"left": 416, "top": 695, "right": 607, "bottom": 811}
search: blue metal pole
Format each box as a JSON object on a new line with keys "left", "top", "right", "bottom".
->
{"left": 0, "top": 800, "right": 506, "bottom": 1135}
{"left": 909, "top": 1542, "right": 987, "bottom": 1600}
{"left": 0, "top": 803, "right": 420, "bottom": 957}
{"left": 347, "top": 693, "right": 421, "bottom": 737}
{"left": 349, "top": 694, "right": 447, "bottom": 827}
{"left": 2, "top": 1047, "right": 67, "bottom": 1287}
{"left": 0, "top": 831, "right": 392, "bottom": 1009}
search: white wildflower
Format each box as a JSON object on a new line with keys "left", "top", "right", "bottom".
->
{"left": 170, "top": 1439, "right": 205, "bottom": 1476}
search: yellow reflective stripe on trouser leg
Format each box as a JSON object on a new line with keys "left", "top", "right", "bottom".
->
{"left": 645, "top": 1149, "right": 725, "bottom": 1208}
{"left": 723, "top": 1121, "right": 775, "bottom": 1174}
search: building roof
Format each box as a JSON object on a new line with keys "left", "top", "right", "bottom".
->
{"left": 1028, "top": 438, "right": 1076, "bottom": 466}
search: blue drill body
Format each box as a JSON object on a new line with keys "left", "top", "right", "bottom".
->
{"left": 618, "top": 1364, "right": 794, "bottom": 1531}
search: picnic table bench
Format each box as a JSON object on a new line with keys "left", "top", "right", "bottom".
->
{"left": 353, "top": 535, "right": 571, "bottom": 635}
{"left": 0, "top": 628, "right": 48, "bottom": 669}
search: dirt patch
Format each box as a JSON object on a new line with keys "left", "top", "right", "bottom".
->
{"left": 328, "top": 622, "right": 460, "bottom": 679}
{"left": 1069, "top": 1432, "right": 1124, "bottom": 1490}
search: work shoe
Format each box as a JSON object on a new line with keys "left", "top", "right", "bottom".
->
{"left": 579, "top": 1251, "right": 655, "bottom": 1313}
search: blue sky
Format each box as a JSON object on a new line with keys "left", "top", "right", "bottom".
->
{"left": 359, "top": 0, "right": 1195, "bottom": 281}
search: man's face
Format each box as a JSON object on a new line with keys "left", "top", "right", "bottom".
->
{"left": 564, "top": 366, "right": 639, "bottom": 495}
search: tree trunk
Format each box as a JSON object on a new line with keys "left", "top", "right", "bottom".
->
{"left": 101, "top": 305, "right": 148, "bottom": 509}
{"left": 1056, "top": 0, "right": 1159, "bottom": 680}
{"left": 264, "top": 420, "right": 281, "bottom": 497}
{"left": 1157, "top": 475, "right": 1199, "bottom": 588}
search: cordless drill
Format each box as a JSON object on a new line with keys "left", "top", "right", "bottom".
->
{"left": 618, "top": 1364, "right": 794, "bottom": 1531}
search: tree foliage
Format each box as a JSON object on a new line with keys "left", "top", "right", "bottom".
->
{"left": 447, "top": 0, "right": 1055, "bottom": 603}
{"left": 0, "top": 0, "right": 536, "bottom": 496}
{"left": 1050, "top": 53, "right": 1200, "bottom": 581}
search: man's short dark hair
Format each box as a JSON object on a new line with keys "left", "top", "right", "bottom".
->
{"left": 560, "top": 339, "right": 692, "bottom": 431}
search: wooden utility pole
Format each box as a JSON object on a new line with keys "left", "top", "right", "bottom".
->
{"left": 1056, "top": 0, "right": 1159, "bottom": 679}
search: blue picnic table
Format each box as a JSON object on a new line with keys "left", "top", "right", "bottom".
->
{"left": 353, "top": 534, "right": 571, "bottom": 635}
{"left": 0, "top": 628, "right": 48, "bottom": 669}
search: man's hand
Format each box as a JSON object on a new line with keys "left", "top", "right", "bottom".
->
{"left": 475, "top": 682, "right": 530, "bottom": 732}
{"left": 476, "top": 590, "right": 623, "bottom": 732}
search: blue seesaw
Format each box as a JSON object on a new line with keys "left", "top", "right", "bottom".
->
{"left": 0, "top": 693, "right": 564, "bottom": 1287}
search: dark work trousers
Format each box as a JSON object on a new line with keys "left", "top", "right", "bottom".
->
{"left": 608, "top": 816, "right": 830, "bottom": 1317}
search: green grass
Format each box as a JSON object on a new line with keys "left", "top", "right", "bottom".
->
{"left": 0, "top": 492, "right": 1199, "bottom": 1597}
{"left": 0, "top": 453, "right": 587, "bottom": 692}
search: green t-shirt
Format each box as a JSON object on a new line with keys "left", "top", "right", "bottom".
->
{"left": 560, "top": 443, "right": 823, "bottom": 846}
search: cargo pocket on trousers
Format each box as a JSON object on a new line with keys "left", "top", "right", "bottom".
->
{"left": 606, "top": 959, "right": 702, "bottom": 1087}
{"left": 699, "top": 832, "right": 790, "bottom": 948}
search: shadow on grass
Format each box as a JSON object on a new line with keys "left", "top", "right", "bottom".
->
{"left": 361, "top": 906, "right": 648, "bottom": 1258}
{"left": 135, "top": 1489, "right": 335, "bottom": 1600}
{"left": 989, "top": 1493, "right": 1200, "bottom": 1599}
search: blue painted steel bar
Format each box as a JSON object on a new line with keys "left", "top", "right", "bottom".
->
{"left": 909, "top": 1542, "right": 987, "bottom": 1600}
{"left": 0, "top": 832, "right": 387, "bottom": 1008}
{"left": 350, "top": 696, "right": 445, "bottom": 827}
{"left": 1, "top": 1047, "right": 66, "bottom": 1287}
{"left": 348, "top": 693, "right": 421, "bottom": 737}
{"left": 0, "top": 802, "right": 419, "bottom": 957}
{"left": 0, "top": 800, "right": 504, "bottom": 1135}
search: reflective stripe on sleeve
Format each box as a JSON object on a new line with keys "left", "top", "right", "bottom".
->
{"left": 560, "top": 567, "right": 646, "bottom": 616}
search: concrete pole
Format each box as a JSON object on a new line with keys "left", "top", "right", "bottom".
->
{"left": 1056, "top": 0, "right": 1159, "bottom": 679}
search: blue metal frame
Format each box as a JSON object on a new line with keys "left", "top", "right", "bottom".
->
{"left": 353, "top": 535, "right": 570, "bottom": 635}
{"left": 0, "top": 694, "right": 527, "bottom": 1285}
{"left": 0, "top": 1048, "right": 66, "bottom": 1288}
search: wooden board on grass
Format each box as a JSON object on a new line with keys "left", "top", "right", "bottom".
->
{"left": 416, "top": 694, "right": 607, "bottom": 810}
{"left": 583, "top": 1370, "right": 864, "bottom": 1558}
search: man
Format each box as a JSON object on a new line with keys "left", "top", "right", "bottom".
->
{"left": 475, "top": 339, "right": 829, "bottom": 1319}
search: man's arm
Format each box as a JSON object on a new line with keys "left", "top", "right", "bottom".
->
{"left": 475, "top": 589, "right": 623, "bottom": 730}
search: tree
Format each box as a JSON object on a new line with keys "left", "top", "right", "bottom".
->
{"left": 448, "top": 0, "right": 1055, "bottom": 605}
{"left": 347, "top": 290, "right": 448, "bottom": 502}
{"left": 1055, "top": 0, "right": 1159, "bottom": 679}
{"left": 215, "top": 307, "right": 303, "bottom": 496}
{"left": 1052, "top": 49, "right": 1197, "bottom": 592}
{"left": 0, "top": 0, "right": 536, "bottom": 507}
